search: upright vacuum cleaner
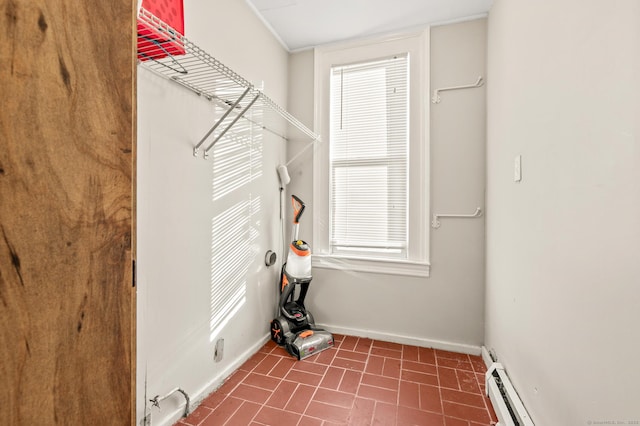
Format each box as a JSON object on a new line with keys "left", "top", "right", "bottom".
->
{"left": 270, "top": 195, "right": 334, "bottom": 360}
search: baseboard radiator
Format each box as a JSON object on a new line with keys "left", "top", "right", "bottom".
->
{"left": 485, "top": 362, "right": 535, "bottom": 426}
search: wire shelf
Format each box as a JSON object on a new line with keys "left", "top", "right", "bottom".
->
{"left": 137, "top": 8, "right": 320, "bottom": 159}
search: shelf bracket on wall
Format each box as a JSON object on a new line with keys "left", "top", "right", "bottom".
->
{"left": 193, "top": 87, "right": 251, "bottom": 157}
{"left": 203, "top": 93, "right": 260, "bottom": 159}
{"left": 432, "top": 76, "right": 484, "bottom": 104}
{"left": 136, "top": 8, "right": 321, "bottom": 159}
{"left": 431, "top": 207, "right": 483, "bottom": 229}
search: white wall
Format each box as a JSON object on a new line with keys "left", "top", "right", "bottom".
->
{"left": 485, "top": 1, "right": 640, "bottom": 424}
{"left": 136, "top": 1, "right": 289, "bottom": 424}
{"left": 287, "top": 19, "right": 488, "bottom": 352}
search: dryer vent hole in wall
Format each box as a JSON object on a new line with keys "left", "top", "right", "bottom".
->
{"left": 214, "top": 338, "right": 224, "bottom": 362}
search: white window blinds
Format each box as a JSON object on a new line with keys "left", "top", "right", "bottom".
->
{"left": 329, "top": 54, "right": 409, "bottom": 258}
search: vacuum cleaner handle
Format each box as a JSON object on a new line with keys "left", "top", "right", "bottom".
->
{"left": 292, "top": 195, "right": 305, "bottom": 224}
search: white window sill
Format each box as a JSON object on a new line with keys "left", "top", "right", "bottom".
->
{"left": 312, "top": 254, "right": 430, "bottom": 278}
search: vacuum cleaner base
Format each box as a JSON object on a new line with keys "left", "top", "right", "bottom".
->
{"left": 270, "top": 317, "right": 334, "bottom": 360}
{"left": 288, "top": 329, "right": 334, "bottom": 361}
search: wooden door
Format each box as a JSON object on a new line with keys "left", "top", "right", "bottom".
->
{"left": 0, "top": 0, "right": 135, "bottom": 424}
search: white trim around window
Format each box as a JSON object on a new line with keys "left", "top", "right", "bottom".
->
{"left": 312, "top": 30, "right": 430, "bottom": 278}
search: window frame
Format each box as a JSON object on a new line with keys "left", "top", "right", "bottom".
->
{"left": 313, "top": 30, "right": 430, "bottom": 278}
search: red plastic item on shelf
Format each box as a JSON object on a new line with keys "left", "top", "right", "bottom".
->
{"left": 137, "top": 0, "right": 185, "bottom": 61}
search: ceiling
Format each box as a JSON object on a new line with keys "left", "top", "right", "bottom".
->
{"left": 245, "top": 0, "right": 493, "bottom": 51}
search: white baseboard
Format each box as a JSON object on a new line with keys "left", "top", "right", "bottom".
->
{"left": 318, "top": 323, "right": 482, "bottom": 355}
{"left": 149, "top": 334, "right": 271, "bottom": 426}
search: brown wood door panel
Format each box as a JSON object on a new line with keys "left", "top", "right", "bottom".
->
{"left": 0, "top": 0, "right": 135, "bottom": 424}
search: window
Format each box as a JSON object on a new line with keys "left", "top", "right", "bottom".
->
{"left": 313, "top": 31, "right": 430, "bottom": 277}
{"left": 330, "top": 55, "right": 409, "bottom": 258}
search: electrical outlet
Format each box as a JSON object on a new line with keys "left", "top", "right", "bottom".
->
{"left": 214, "top": 338, "right": 224, "bottom": 362}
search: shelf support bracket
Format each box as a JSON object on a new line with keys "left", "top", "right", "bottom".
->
{"left": 432, "top": 76, "right": 484, "bottom": 104}
{"left": 203, "top": 93, "right": 261, "bottom": 159}
{"left": 431, "top": 207, "right": 483, "bottom": 229}
{"left": 193, "top": 87, "right": 251, "bottom": 157}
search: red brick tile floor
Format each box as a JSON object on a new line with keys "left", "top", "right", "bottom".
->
{"left": 174, "top": 334, "right": 498, "bottom": 426}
